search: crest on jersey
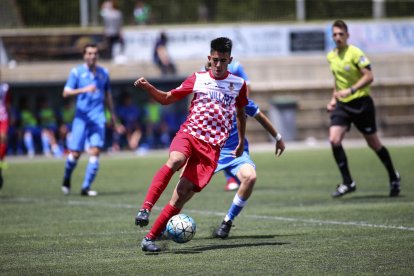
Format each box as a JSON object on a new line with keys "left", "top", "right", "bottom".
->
{"left": 359, "top": 56, "right": 368, "bottom": 64}
{"left": 359, "top": 56, "right": 367, "bottom": 63}
{"left": 228, "top": 82, "right": 234, "bottom": 91}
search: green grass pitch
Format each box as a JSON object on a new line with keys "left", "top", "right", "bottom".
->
{"left": 1, "top": 145, "right": 413, "bottom": 275}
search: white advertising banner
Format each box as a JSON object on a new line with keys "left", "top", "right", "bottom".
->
{"left": 325, "top": 20, "right": 414, "bottom": 53}
{"left": 123, "top": 25, "right": 289, "bottom": 62}
{"left": 124, "top": 20, "right": 414, "bottom": 62}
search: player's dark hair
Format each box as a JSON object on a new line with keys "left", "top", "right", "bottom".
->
{"left": 332, "top": 20, "right": 348, "bottom": 33}
{"left": 83, "top": 43, "right": 99, "bottom": 54}
{"left": 160, "top": 31, "right": 168, "bottom": 43}
{"left": 210, "top": 37, "right": 232, "bottom": 55}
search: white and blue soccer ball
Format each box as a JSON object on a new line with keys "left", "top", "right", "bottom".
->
{"left": 166, "top": 214, "right": 196, "bottom": 243}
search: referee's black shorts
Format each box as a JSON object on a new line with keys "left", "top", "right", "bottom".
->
{"left": 330, "top": 96, "right": 377, "bottom": 135}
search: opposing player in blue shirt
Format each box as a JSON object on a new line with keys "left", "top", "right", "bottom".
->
{"left": 203, "top": 60, "right": 252, "bottom": 191}
{"left": 213, "top": 97, "right": 285, "bottom": 238}
{"left": 61, "top": 43, "right": 118, "bottom": 196}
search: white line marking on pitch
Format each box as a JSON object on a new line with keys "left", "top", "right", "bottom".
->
{"left": 6, "top": 197, "right": 413, "bottom": 232}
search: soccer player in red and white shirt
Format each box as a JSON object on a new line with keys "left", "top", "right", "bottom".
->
{"left": 134, "top": 37, "right": 248, "bottom": 252}
{"left": 0, "top": 82, "right": 11, "bottom": 189}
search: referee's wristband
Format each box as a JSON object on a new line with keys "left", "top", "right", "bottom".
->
{"left": 349, "top": 87, "right": 356, "bottom": 94}
{"left": 275, "top": 133, "right": 282, "bottom": 141}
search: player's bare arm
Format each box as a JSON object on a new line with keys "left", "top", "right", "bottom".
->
{"left": 327, "top": 95, "right": 337, "bottom": 111}
{"left": 327, "top": 80, "right": 337, "bottom": 112}
{"left": 254, "top": 111, "right": 285, "bottom": 157}
{"left": 134, "top": 77, "right": 178, "bottom": 105}
{"left": 232, "top": 107, "right": 246, "bottom": 158}
{"left": 63, "top": 84, "right": 96, "bottom": 98}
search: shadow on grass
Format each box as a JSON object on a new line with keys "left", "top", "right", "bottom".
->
{"left": 92, "top": 190, "right": 141, "bottom": 197}
{"left": 142, "top": 235, "right": 292, "bottom": 255}
{"left": 195, "top": 233, "right": 305, "bottom": 241}
{"left": 344, "top": 194, "right": 404, "bottom": 200}
{"left": 170, "top": 240, "right": 290, "bottom": 255}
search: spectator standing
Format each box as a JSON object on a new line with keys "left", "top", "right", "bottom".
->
{"left": 153, "top": 32, "right": 177, "bottom": 76}
{"left": 100, "top": 0, "right": 124, "bottom": 60}
{"left": 133, "top": 0, "right": 152, "bottom": 25}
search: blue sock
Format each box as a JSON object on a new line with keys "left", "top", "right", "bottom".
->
{"left": 23, "top": 132, "right": 35, "bottom": 155}
{"left": 64, "top": 153, "right": 77, "bottom": 180}
{"left": 225, "top": 194, "right": 247, "bottom": 222}
{"left": 66, "top": 133, "right": 71, "bottom": 148}
{"left": 41, "top": 133, "right": 50, "bottom": 155}
{"left": 81, "top": 156, "right": 99, "bottom": 190}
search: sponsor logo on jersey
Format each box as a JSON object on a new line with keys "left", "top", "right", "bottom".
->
{"left": 208, "top": 91, "right": 234, "bottom": 106}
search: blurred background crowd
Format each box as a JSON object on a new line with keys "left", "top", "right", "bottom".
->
{"left": 0, "top": 0, "right": 413, "bottom": 158}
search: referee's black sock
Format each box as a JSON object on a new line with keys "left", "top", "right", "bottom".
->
{"left": 332, "top": 144, "right": 353, "bottom": 185}
{"left": 376, "top": 146, "right": 398, "bottom": 181}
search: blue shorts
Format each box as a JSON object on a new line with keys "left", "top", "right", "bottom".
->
{"left": 68, "top": 117, "right": 105, "bottom": 151}
{"left": 215, "top": 150, "right": 256, "bottom": 178}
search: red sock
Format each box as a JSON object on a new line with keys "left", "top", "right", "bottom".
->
{"left": 147, "top": 203, "right": 181, "bottom": 240}
{"left": 227, "top": 177, "right": 238, "bottom": 184}
{"left": 0, "top": 143, "right": 6, "bottom": 160}
{"left": 142, "top": 165, "right": 174, "bottom": 210}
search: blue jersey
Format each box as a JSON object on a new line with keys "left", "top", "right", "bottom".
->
{"left": 64, "top": 64, "right": 110, "bottom": 124}
{"left": 221, "top": 98, "right": 259, "bottom": 153}
{"left": 215, "top": 98, "right": 258, "bottom": 175}
{"left": 215, "top": 62, "right": 255, "bottom": 177}
{"left": 228, "top": 61, "right": 250, "bottom": 86}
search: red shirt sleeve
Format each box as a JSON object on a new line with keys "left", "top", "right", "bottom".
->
{"left": 236, "top": 81, "right": 248, "bottom": 108}
{"left": 170, "top": 73, "right": 196, "bottom": 100}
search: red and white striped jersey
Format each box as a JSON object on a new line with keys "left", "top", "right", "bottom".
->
{"left": 0, "top": 83, "right": 10, "bottom": 121}
{"left": 171, "top": 70, "right": 248, "bottom": 147}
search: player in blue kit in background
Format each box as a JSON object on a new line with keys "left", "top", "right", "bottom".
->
{"left": 213, "top": 97, "right": 285, "bottom": 238}
{"left": 204, "top": 60, "right": 252, "bottom": 191}
{"left": 61, "top": 43, "right": 118, "bottom": 196}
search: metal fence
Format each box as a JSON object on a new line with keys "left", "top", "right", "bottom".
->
{"left": 0, "top": 0, "right": 413, "bottom": 28}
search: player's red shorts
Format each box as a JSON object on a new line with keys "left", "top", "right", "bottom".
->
{"left": 170, "top": 131, "right": 221, "bottom": 192}
{"left": 0, "top": 119, "right": 8, "bottom": 135}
